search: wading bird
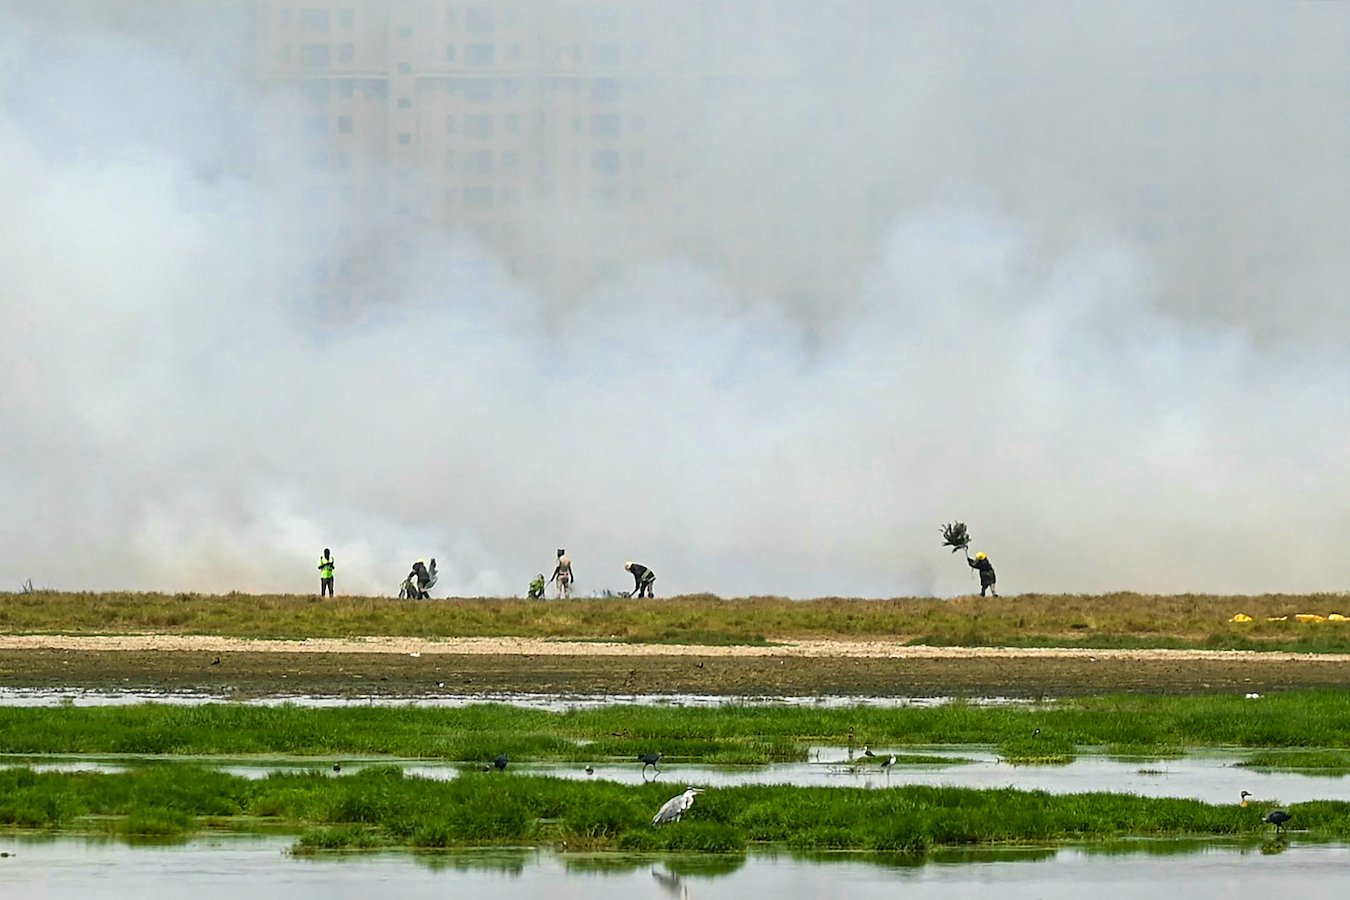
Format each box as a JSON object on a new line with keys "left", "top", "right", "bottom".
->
{"left": 861, "top": 745, "right": 875, "bottom": 758}
{"left": 639, "top": 752, "right": 663, "bottom": 774}
{"left": 585, "top": 765, "right": 594, "bottom": 776}
{"left": 1264, "top": 809, "right": 1292, "bottom": 832}
{"left": 652, "top": 787, "right": 704, "bottom": 825}
{"left": 494, "top": 753, "right": 509, "bottom": 772}
{"left": 1241, "top": 791, "right": 1252, "bottom": 808}
{"left": 881, "top": 755, "right": 896, "bottom": 773}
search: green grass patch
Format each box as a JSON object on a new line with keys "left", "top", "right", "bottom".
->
{"left": 1236, "top": 750, "right": 1350, "bottom": 772}
{"left": 2, "top": 766, "right": 1347, "bottom": 854}
{"left": 5, "top": 691, "right": 1350, "bottom": 764}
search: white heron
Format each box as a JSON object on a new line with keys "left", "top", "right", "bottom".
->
{"left": 652, "top": 786, "right": 705, "bottom": 825}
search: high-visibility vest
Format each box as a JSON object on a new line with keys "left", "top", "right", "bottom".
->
{"left": 318, "top": 556, "right": 335, "bottom": 578}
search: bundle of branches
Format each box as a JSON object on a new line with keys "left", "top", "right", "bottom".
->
{"left": 941, "top": 521, "right": 970, "bottom": 553}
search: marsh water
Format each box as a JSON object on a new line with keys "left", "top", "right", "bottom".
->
{"left": 5, "top": 746, "right": 1345, "bottom": 807}
{"left": 0, "top": 835, "right": 1347, "bottom": 900}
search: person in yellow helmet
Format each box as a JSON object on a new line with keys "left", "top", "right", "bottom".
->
{"left": 965, "top": 549, "right": 997, "bottom": 597}
{"left": 624, "top": 561, "right": 656, "bottom": 598}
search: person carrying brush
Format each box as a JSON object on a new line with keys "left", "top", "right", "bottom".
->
{"left": 966, "top": 550, "right": 997, "bottom": 597}
{"left": 624, "top": 561, "right": 656, "bottom": 598}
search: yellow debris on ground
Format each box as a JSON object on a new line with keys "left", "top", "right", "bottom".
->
{"left": 1267, "top": 615, "right": 1288, "bottom": 622}
{"left": 1331, "top": 614, "right": 1349, "bottom": 622}
{"left": 1295, "top": 614, "right": 1327, "bottom": 623}
{"left": 1229, "top": 613, "right": 1253, "bottom": 623}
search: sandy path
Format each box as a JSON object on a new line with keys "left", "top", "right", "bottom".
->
{"left": 1, "top": 633, "right": 1348, "bottom": 663}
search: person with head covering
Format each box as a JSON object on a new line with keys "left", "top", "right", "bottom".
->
{"left": 549, "top": 549, "right": 574, "bottom": 599}
{"left": 528, "top": 573, "right": 546, "bottom": 599}
{"left": 624, "top": 561, "right": 656, "bottom": 598}
{"left": 965, "top": 549, "right": 997, "bottom": 597}
{"left": 409, "top": 558, "right": 431, "bottom": 599}
{"left": 317, "top": 549, "right": 335, "bottom": 596}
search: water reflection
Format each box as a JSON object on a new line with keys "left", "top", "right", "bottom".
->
{"left": 1, "top": 836, "right": 1349, "bottom": 900}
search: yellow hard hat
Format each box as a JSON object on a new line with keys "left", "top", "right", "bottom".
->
{"left": 416, "top": 558, "right": 425, "bottom": 565}
{"left": 975, "top": 551, "right": 986, "bottom": 561}
{"left": 624, "top": 561, "right": 633, "bottom": 570}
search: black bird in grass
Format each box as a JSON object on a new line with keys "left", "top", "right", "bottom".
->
{"left": 639, "top": 752, "right": 663, "bottom": 774}
{"left": 210, "top": 656, "right": 221, "bottom": 666}
{"left": 332, "top": 764, "right": 341, "bottom": 773}
{"left": 585, "top": 765, "right": 594, "bottom": 776}
{"left": 494, "top": 753, "right": 509, "bottom": 772}
{"left": 1264, "top": 809, "right": 1292, "bottom": 832}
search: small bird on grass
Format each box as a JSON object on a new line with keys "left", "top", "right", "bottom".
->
{"left": 332, "top": 764, "right": 341, "bottom": 773}
{"left": 639, "top": 752, "right": 663, "bottom": 774}
{"left": 494, "top": 753, "right": 509, "bottom": 772}
{"left": 652, "top": 787, "right": 704, "bottom": 825}
{"left": 861, "top": 745, "right": 875, "bottom": 758}
{"left": 585, "top": 765, "right": 594, "bottom": 776}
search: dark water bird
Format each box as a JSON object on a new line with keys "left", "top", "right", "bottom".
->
{"left": 494, "top": 753, "right": 509, "bottom": 771}
{"left": 880, "top": 754, "right": 896, "bottom": 772}
{"left": 639, "top": 752, "right": 663, "bottom": 773}
{"left": 332, "top": 764, "right": 341, "bottom": 773}
{"left": 1032, "top": 728, "right": 1041, "bottom": 738}
{"left": 652, "top": 787, "right": 704, "bottom": 825}
{"left": 1264, "top": 809, "right": 1292, "bottom": 831}
{"left": 1241, "top": 790, "right": 1252, "bottom": 808}
{"left": 210, "top": 656, "right": 221, "bottom": 666}
{"left": 585, "top": 765, "right": 594, "bottom": 775}
{"left": 861, "top": 745, "right": 876, "bottom": 758}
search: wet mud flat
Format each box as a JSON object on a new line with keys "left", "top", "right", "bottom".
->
{"left": 0, "top": 646, "right": 1346, "bottom": 699}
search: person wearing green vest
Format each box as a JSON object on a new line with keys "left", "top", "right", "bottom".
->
{"left": 528, "top": 573, "right": 546, "bottom": 600}
{"left": 317, "top": 548, "right": 335, "bottom": 596}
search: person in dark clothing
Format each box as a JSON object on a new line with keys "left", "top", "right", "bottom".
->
{"left": 966, "top": 550, "right": 997, "bottom": 597}
{"left": 624, "top": 561, "right": 656, "bottom": 598}
{"left": 409, "top": 559, "right": 431, "bottom": 599}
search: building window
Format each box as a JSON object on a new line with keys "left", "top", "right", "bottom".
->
{"left": 338, "top": 44, "right": 354, "bottom": 64}
{"left": 337, "top": 150, "right": 353, "bottom": 170}
{"left": 501, "top": 187, "right": 520, "bottom": 204}
{"left": 445, "top": 150, "right": 455, "bottom": 169}
{"left": 397, "top": 61, "right": 412, "bottom": 74}
{"left": 571, "top": 114, "right": 583, "bottom": 133}
{"left": 593, "top": 78, "right": 620, "bottom": 102}
{"left": 465, "top": 114, "right": 493, "bottom": 138}
{"left": 464, "top": 81, "right": 494, "bottom": 102}
{"left": 502, "top": 151, "right": 519, "bottom": 170}
{"left": 591, "top": 149, "right": 620, "bottom": 175}
{"left": 629, "top": 150, "right": 644, "bottom": 168}
{"left": 502, "top": 222, "right": 519, "bottom": 239}
{"left": 398, "top": 26, "right": 413, "bottom": 39}
{"left": 466, "top": 43, "right": 495, "bottom": 66}
{"left": 466, "top": 150, "right": 494, "bottom": 175}
{"left": 506, "top": 43, "right": 521, "bottom": 63}
{"left": 503, "top": 113, "right": 521, "bottom": 132}
{"left": 338, "top": 114, "right": 354, "bottom": 133}
{"left": 337, "top": 78, "right": 355, "bottom": 97}
{"left": 466, "top": 6, "right": 495, "bottom": 34}
{"left": 397, "top": 133, "right": 412, "bottom": 146}
{"left": 362, "top": 79, "right": 388, "bottom": 99}
{"left": 300, "top": 9, "right": 331, "bottom": 33}
{"left": 591, "top": 114, "right": 620, "bottom": 138}
{"left": 303, "top": 115, "right": 329, "bottom": 137}
{"left": 299, "top": 44, "right": 331, "bottom": 67}
{"left": 631, "top": 114, "right": 646, "bottom": 132}
{"left": 594, "top": 43, "right": 621, "bottom": 66}
{"left": 302, "top": 80, "right": 330, "bottom": 103}
{"left": 397, "top": 97, "right": 412, "bottom": 109}
{"left": 304, "top": 151, "right": 329, "bottom": 172}
{"left": 463, "top": 186, "right": 493, "bottom": 208}
{"left": 503, "top": 77, "right": 521, "bottom": 96}
{"left": 445, "top": 44, "right": 456, "bottom": 61}
{"left": 445, "top": 114, "right": 456, "bottom": 133}
{"left": 446, "top": 5, "right": 457, "bottom": 26}
{"left": 338, "top": 8, "right": 354, "bottom": 29}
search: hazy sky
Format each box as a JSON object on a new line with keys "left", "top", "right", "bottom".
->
{"left": 3, "top": 1, "right": 1349, "bottom": 597}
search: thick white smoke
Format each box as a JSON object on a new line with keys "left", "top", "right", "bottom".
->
{"left": 3, "top": 3, "right": 1349, "bottom": 597}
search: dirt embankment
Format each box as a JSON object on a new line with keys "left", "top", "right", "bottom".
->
{"left": 0, "top": 635, "right": 1345, "bottom": 698}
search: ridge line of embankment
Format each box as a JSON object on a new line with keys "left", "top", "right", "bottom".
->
{"left": 0, "top": 633, "right": 1347, "bottom": 662}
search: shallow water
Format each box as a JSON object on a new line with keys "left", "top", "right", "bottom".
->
{"left": 3, "top": 746, "right": 1343, "bottom": 806}
{"left": 0, "top": 836, "right": 1346, "bottom": 900}
{"left": 0, "top": 686, "right": 1024, "bottom": 710}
